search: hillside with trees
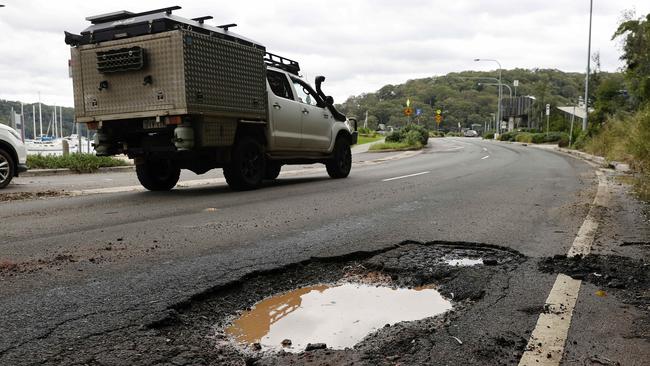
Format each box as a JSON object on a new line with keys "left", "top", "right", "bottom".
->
{"left": 336, "top": 68, "right": 619, "bottom": 134}
{"left": 0, "top": 100, "right": 76, "bottom": 138}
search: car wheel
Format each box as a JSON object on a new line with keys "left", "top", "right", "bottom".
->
{"left": 136, "top": 157, "right": 180, "bottom": 191}
{"left": 224, "top": 137, "right": 265, "bottom": 190}
{"left": 264, "top": 161, "right": 282, "bottom": 180}
{"left": 0, "top": 148, "right": 15, "bottom": 189}
{"left": 326, "top": 136, "right": 351, "bottom": 179}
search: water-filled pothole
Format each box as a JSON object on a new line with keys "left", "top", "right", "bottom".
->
{"left": 225, "top": 282, "right": 452, "bottom": 352}
{"left": 445, "top": 257, "right": 483, "bottom": 266}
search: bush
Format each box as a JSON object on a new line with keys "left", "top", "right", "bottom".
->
{"left": 404, "top": 130, "right": 422, "bottom": 145}
{"left": 357, "top": 127, "right": 377, "bottom": 136}
{"left": 429, "top": 131, "right": 445, "bottom": 138}
{"left": 445, "top": 132, "right": 462, "bottom": 137}
{"left": 401, "top": 124, "right": 429, "bottom": 145}
{"left": 498, "top": 131, "right": 519, "bottom": 141}
{"left": 515, "top": 133, "right": 533, "bottom": 143}
{"left": 483, "top": 132, "right": 495, "bottom": 139}
{"left": 385, "top": 130, "right": 404, "bottom": 143}
{"left": 531, "top": 133, "right": 546, "bottom": 144}
{"left": 27, "top": 153, "right": 128, "bottom": 173}
{"left": 385, "top": 124, "right": 429, "bottom": 146}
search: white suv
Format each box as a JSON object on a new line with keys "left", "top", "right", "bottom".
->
{"left": 0, "top": 124, "right": 28, "bottom": 188}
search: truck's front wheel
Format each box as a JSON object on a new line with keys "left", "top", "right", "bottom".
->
{"left": 326, "top": 137, "right": 351, "bottom": 179}
{"left": 136, "top": 158, "right": 180, "bottom": 191}
{"left": 224, "top": 137, "right": 265, "bottom": 190}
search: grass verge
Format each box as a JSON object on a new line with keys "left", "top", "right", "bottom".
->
{"left": 27, "top": 154, "right": 128, "bottom": 173}
{"left": 368, "top": 141, "right": 423, "bottom": 151}
{"left": 583, "top": 106, "right": 650, "bottom": 202}
{"left": 356, "top": 135, "right": 384, "bottom": 145}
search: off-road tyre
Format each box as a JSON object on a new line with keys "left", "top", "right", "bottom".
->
{"left": 0, "top": 148, "right": 15, "bottom": 189}
{"left": 326, "top": 136, "right": 352, "bottom": 179}
{"left": 264, "top": 161, "right": 282, "bottom": 180}
{"left": 136, "top": 158, "right": 180, "bottom": 191}
{"left": 224, "top": 137, "right": 266, "bottom": 191}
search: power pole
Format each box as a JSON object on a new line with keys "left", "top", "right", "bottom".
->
{"left": 583, "top": 0, "right": 593, "bottom": 131}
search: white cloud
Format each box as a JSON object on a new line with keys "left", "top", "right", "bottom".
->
{"left": 0, "top": 0, "right": 648, "bottom": 107}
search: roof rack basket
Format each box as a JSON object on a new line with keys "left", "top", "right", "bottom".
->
{"left": 264, "top": 52, "right": 300, "bottom": 75}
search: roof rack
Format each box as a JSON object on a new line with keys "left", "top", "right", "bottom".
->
{"left": 264, "top": 52, "right": 300, "bottom": 76}
{"left": 191, "top": 16, "right": 213, "bottom": 24}
{"left": 86, "top": 6, "right": 181, "bottom": 24}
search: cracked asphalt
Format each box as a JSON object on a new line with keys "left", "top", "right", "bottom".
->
{"left": 1, "top": 138, "right": 648, "bottom": 365}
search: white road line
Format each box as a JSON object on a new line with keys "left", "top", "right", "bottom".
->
{"left": 381, "top": 171, "right": 430, "bottom": 182}
{"left": 482, "top": 147, "right": 488, "bottom": 152}
{"left": 519, "top": 170, "right": 608, "bottom": 366}
{"left": 481, "top": 155, "right": 490, "bottom": 160}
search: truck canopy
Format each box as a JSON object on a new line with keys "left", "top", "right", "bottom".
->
{"left": 65, "top": 5, "right": 265, "bottom": 51}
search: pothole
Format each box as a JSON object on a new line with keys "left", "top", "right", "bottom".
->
{"left": 153, "top": 241, "right": 526, "bottom": 365}
{"left": 444, "top": 257, "right": 484, "bottom": 266}
{"left": 225, "top": 283, "right": 452, "bottom": 352}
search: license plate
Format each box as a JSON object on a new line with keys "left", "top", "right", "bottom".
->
{"left": 143, "top": 119, "right": 165, "bottom": 129}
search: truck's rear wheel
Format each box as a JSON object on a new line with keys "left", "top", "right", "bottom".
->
{"left": 224, "top": 137, "right": 265, "bottom": 190}
{"left": 326, "top": 137, "right": 351, "bottom": 179}
{"left": 0, "top": 148, "right": 15, "bottom": 189}
{"left": 136, "top": 158, "right": 180, "bottom": 191}
{"left": 264, "top": 161, "right": 282, "bottom": 180}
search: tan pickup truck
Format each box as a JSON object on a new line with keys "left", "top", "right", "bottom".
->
{"left": 65, "top": 6, "right": 357, "bottom": 191}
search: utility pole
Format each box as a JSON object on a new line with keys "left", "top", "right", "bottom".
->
{"left": 474, "top": 59, "right": 503, "bottom": 137}
{"left": 583, "top": 0, "right": 593, "bottom": 131}
{"left": 569, "top": 103, "right": 576, "bottom": 147}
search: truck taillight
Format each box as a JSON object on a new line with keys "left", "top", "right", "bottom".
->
{"left": 165, "top": 116, "right": 182, "bottom": 125}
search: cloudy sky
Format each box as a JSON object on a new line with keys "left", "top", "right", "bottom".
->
{"left": 1, "top": 0, "right": 649, "bottom": 107}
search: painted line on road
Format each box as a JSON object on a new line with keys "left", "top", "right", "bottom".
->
{"left": 67, "top": 151, "right": 425, "bottom": 197}
{"left": 381, "top": 171, "right": 430, "bottom": 182}
{"left": 481, "top": 155, "right": 490, "bottom": 160}
{"left": 519, "top": 170, "right": 608, "bottom": 366}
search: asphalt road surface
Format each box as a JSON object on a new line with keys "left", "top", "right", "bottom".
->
{"left": 1, "top": 138, "right": 648, "bottom": 365}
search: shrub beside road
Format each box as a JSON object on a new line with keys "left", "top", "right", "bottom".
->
{"left": 27, "top": 154, "right": 128, "bottom": 173}
{"left": 370, "top": 124, "right": 429, "bottom": 151}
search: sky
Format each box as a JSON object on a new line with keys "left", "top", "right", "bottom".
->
{"left": 1, "top": 0, "right": 649, "bottom": 108}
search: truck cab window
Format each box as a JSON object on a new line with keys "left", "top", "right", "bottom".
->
{"left": 267, "top": 71, "right": 294, "bottom": 100}
{"left": 292, "top": 79, "right": 320, "bottom": 107}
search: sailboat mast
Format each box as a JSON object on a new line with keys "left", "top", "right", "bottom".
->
{"left": 32, "top": 105, "right": 36, "bottom": 139}
{"left": 38, "top": 92, "right": 43, "bottom": 138}
{"left": 60, "top": 106, "right": 64, "bottom": 137}
{"left": 53, "top": 104, "right": 57, "bottom": 138}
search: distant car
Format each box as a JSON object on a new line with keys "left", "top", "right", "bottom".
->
{"left": 463, "top": 130, "right": 479, "bottom": 137}
{"left": 0, "top": 124, "right": 28, "bottom": 188}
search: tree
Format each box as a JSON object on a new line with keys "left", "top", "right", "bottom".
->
{"left": 613, "top": 13, "right": 650, "bottom": 105}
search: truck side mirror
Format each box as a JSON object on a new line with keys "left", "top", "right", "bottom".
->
{"left": 325, "top": 96, "right": 334, "bottom": 106}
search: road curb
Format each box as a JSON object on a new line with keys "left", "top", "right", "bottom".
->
{"left": 21, "top": 165, "right": 135, "bottom": 177}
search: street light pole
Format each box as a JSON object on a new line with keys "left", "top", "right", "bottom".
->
{"left": 583, "top": 0, "right": 593, "bottom": 131}
{"left": 475, "top": 58, "right": 503, "bottom": 136}
{"left": 479, "top": 83, "right": 512, "bottom": 98}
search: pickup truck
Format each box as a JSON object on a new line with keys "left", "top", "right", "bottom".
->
{"left": 65, "top": 6, "right": 357, "bottom": 191}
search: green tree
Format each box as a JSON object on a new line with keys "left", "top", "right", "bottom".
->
{"left": 613, "top": 13, "right": 650, "bottom": 105}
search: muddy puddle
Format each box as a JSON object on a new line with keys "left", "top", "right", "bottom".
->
{"left": 445, "top": 257, "right": 483, "bottom": 266}
{"left": 225, "top": 283, "right": 452, "bottom": 352}
{"left": 155, "top": 242, "right": 525, "bottom": 365}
